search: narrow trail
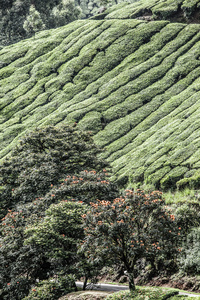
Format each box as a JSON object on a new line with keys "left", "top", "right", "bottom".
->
{"left": 76, "top": 281, "right": 200, "bottom": 297}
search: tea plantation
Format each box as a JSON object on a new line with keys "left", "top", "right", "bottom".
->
{"left": 1, "top": 0, "right": 200, "bottom": 189}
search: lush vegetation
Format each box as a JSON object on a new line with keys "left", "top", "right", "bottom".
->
{"left": 1, "top": 12, "right": 200, "bottom": 189}
{"left": 1, "top": 0, "right": 200, "bottom": 298}
{"left": 0, "top": 124, "right": 111, "bottom": 218}
{"left": 0, "top": 0, "right": 82, "bottom": 46}
{"left": 0, "top": 0, "right": 138, "bottom": 47}
{"left": 81, "top": 190, "right": 181, "bottom": 290}
{"left": 104, "top": 0, "right": 200, "bottom": 22}
{"left": 105, "top": 287, "right": 179, "bottom": 300}
{"left": 0, "top": 126, "right": 199, "bottom": 299}
{"left": 76, "top": 0, "right": 138, "bottom": 19}
{"left": 0, "top": 125, "right": 119, "bottom": 299}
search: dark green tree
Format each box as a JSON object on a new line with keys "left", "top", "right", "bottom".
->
{"left": 49, "top": 0, "right": 81, "bottom": 28}
{"left": 0, "top": 124, "right": 119, "bottom": 299}
{"left": 0, "top": 201, "right": 85, "bottom": 299}
{"left": 0, "top": 0, "right": 81, "bottom": 45}
{"left": 23, "top": 5, "right": 46, "bottom": 37}
{"left": 81, "top": 189, "right": 182, "bottom": 291}
{"left": 0, "top": 124, "right": 109, "bottom": 219}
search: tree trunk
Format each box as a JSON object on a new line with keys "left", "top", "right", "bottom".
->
{"left": 128, "top": 272, "right": 136, "bottom": 291}
{"left": 83, "top": 276, "right": 88, "bottom": 290}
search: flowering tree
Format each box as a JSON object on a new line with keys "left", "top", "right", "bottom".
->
{"left": 0, "top": 124, "right": 109, "bottom": 219}
{"left": 81, "top": 189, "right": 182, "bottom": 291}
{"left": 0, "top": 124, "right": 119, "bottom": 299}
{"left": 0, "top": 167, "right": 118, "bottom": 299}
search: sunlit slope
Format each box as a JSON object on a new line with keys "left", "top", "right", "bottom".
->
{"left": 1, "top": 19, "right": 200, "bottom": 189}
{"left": 105, "top": 0, "right": 200, "bottom": 23}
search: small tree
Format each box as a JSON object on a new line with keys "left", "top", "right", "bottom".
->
{"left": 24, "top": 201, "right": 86, "bottom": 277}
{"left": 81, "top": 189, "right": 182, "bottom": 291}
{"left": 50, "top": 0, "right": 81, "bottom": 27}
{"left": 23, "top": 5, "right": 46, "bottom": 37}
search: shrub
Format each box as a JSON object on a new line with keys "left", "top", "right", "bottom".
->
{"left": 22, "top": 275, "right": 76, "bottom": 300}
{"left": 178, "top": 227, "right": 200, "bottom": 275}
{"left": 0, "top": 278, "right": 31, "bottom": 300}
{"left": 105, "top": 288, "right": 178, "bottom": 300}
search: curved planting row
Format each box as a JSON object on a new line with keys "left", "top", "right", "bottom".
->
{"left": 104, "top": 0, "right": 200, "bottom": 23}
{"left": 1, "top": 17, "right": 200, "bottom": 189}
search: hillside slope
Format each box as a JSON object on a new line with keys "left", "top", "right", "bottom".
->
{"left": 1, "top": 5, "right": 200, "bottom": 189}
{"left": 104, "top": 0, "right": 200, "bottom": 23}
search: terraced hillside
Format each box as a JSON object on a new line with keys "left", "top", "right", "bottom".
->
{"left": 1, "top": 1, "right": 200, "bottom": 190}
{"left": 103, "top": 0, "right": 200, "bottom": 23}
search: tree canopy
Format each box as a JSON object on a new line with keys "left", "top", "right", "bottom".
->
{"left": 0, "top": 0, "right": 81, "bottom": 45}
{"left": 81, "top": 189, "right": 182, "bottom": 290}
{"left": 0, "top": 124, "right": 111, "bottom": 218}
{"left": 0, "top": 124, "right": 119, "bottom": 299}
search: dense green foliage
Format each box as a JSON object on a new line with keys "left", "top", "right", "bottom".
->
{"left": 104, "top": 0, "right": 200, "bottom": 22}
{"left": 1, "top": 0, "right": 200, "bottom": 297}
{"left": 0, "top": 127, "right": 198, "bottom": 298}
{"left": 75, "top": 0, "right": 138, "bottom": 19}
{"left": 0, "top": 125, "right": 119, "bottom": 299}
{"left": 178, "top": 227, "right": 200, "bottom": 274}
{"left": 0, "top": 0, "right": 81, "bottom": 46}
{"left": 0, "top": 202, "right": 83, "bottom": 299}
{"left": 1, "top": 17, "right": 200, "bottom": 189}
{"left": 81, "top": 189, "right": 182, "bottom": 290}
{"left": 105, "top": 288, "right": 179, "bottom": 300}
{"left": 0, "top": 124, "right": 109, "bottom": 218}
{"left": 0, "top": 0, "right": 140, "bottom": 46}
{"left": 22, "top": 275, "right": 76, "bottom": 300}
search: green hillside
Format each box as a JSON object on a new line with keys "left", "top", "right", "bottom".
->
{"left": 103, "top": 0, "right": 200, "bottom": 23}
{"left": 1, "top": 0, "right": 200, "bottom": 190}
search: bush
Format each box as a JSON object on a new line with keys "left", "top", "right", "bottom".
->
{"left": 22, "top": 275, "right": 76, "bottom": 300}
{"left": 105, "top": 288, "right": 179, "bottom": 300}
{"left": 0, "top": 277, "right": 32, "bottom": 300}
{"left": 178, "top": 227, "right": 200, "bottom": 275}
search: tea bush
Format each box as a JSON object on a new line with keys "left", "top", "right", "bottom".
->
{"left": 105, "top": 288, "right": 179, "bottom": 300}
